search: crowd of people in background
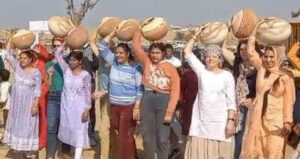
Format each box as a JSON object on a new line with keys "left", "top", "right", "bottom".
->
{"left": 0, "top": 20, "right": 300, "bottom": 159}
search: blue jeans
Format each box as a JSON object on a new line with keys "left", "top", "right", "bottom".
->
{"left": 234, "top": 107, "right": 248, "bottom": 159}
{"left": 46, "top": 91, "right": 62, "bottom": 158}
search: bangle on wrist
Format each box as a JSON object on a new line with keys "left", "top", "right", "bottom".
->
{"left": 228, "top": 118, "right": 235, "bottom": 122}
{"left": 108, "top": 33, "right": 115, "bottom": 37}
{"left": 284, "top": 122, "right": 292, "bottom": 126}
{"left": 166, "top": 111, "right": 173, "bottom": 115}
{"left": 192, "top": 35, "right": 197, "bottom": 40}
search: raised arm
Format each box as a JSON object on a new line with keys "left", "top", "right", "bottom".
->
{"left": 99, "top": 40, "right": 115, "bottom": 65}
{"left": 90, "top": 28, "right": 115, "bottom": 65}
{"left": 183, "top": 34, "right": 196, "bottom": 56}
{"left": 184, "top": 37, "right": 205, "bottom": 77}
{"left": 4, "top": 37, "right": 18, "bottom": 70}
{"left": 222, "top": 41, "right": 235, "bottom": 66}
{"left": 132, "top": 30, "right": 151, "bottom": 66}
{"left": 3, "top": 50, "right": 17, "bottom": 70}
{"left": 246, "top": 24, "right": 263, "bottom": 70}
{"left": 54, "top": 45, "right": 68, "bottom": 72}
{"left": 83, "top": 73, "right": 92, "bottom": 110}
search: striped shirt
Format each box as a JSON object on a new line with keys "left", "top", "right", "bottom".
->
{"left": 99, "top": 40, "right": 143, "bottom": 106}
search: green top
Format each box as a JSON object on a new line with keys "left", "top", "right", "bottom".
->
{"left": 46, "top": 60, "right": 64, "bottom": 91}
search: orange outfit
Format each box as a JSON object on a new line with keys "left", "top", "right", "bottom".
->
{"left": 240, "top": 36, "right": 295, "bottom": 159}
{"left": 33, "top": 44, "right": 54, "bottom": 149}
{"left": 132, "top": 30, "right": 180, "bottom": 114}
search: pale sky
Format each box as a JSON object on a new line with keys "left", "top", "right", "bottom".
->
{"left": 0, "top": 0, "right": 299, "bottom": 28}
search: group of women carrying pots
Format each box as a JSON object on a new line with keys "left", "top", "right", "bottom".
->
{"left": 1, "top": 8, "right": 299, "bottom": 159}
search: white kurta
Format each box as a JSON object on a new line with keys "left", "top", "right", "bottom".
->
{"left": 185, "top": 53, "right": 236, "bottom": 142}
{"left": 164, "top": 56, "right": 182, "bottom": 68}
{"left": 0, "top": 81, "right": 11, "bottom": 110}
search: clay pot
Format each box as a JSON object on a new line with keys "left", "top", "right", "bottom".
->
{"left": 141, "top": 17, "right": 168, "bottom": 41}
{"left": 12, "top": 29, "right": 35, "bottom": 50}
{"left": 98, "top": 17, "right": 122, "bottom": 38}
{"left": 66, "top": 27, "right": 89, "bottom": 50}
{"left": 116, "top": 19, "right": 139, "bottom": 41}
{"left": 231, "top": 9, "right": 259, "bottom": 38}
{"left": 199, "top": 22, "right": 229, "bottom": 45}
{"left": 256, "top": 17, "right": 291, "bottom": 45}
{"left": 48, "top": 16, "right": 74, "bottom": 38}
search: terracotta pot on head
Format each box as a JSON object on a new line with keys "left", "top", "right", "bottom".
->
{"left": 98, "top": 17, "right": 122, "bottom": 38}
{"left": 66, "top": 27, "right": 89, "bottom": 50}
{"left": 12, "top": 29, "right": 36, "bottom": 50}
{"left": 231, "top": 9, "right": 259, "bottom": 38}
{"left": 48, "top": 16, "right": 74, "bottom": 38}
{"left": 116, "top": 19, "right": 139, "bottom": 41}
{"left": 198, "top": 22, "right": 229, "bottom": 45}
{"left": 256, "top": 17, "right": 291, "bottom": 45}
{"left": 141, "top": 17, "right": 168, "bottom": 41}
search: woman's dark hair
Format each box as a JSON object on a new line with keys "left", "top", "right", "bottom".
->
{"left": 69, "top": 51, "right": 83, "bottom": 61}
{"left": 0, "top": 69, "right": 10, "bottom": 81}
{"left": 20, "top": 50, "right": 37, "bottom": 62}
{"left": 236, "top": 40, "right": 248, "bottom": 54}
{"left": 237, "top": 39, "right": 264, "bottom": 56}
{"left": 0, "top": 42, "right": 3, "bottom": 49}
{"left": 149, "top": 42, "right": 166, "bottom": 53}
{"left": 116, "top": 43, "right": 135, "bottom": 62}
{"left": 233, "top": 40, "right": 264, "bottom": 79}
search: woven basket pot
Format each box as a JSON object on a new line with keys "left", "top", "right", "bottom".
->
{"left": 231, "top": 9, "right": 259, "bottom": 38}
{"left": 12, "top": 29, "right": 35, "bottom": 50}
{"left": 141, "top": 17, "right": 168, "bottom": 41}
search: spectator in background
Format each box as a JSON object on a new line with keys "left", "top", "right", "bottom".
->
{"left": 222, "top": 39, "right": 258, "bottom": 159}
{"left": 45, "top": 37, "right": 64, "bottom": 159}
{"left": 0, "top": 69, "right": 11, "bottom": 128}
{"left": 0, "top": 42, "right": 4, "bottom": 69}
{"left": 32, "top": 43, "right": 55, "bottom": 149}
{"left": 165, "top": 44, "right": 182, "bottom": 68}
{"left": 96, "top": 40, "right": 113, "bottom": 159}
{"left": 82, "top": 45, "right": 100, "bottom": 146}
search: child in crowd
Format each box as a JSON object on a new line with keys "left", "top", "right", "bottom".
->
{"left": 0, "top": 69, "right": 11, "bottom": 128}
